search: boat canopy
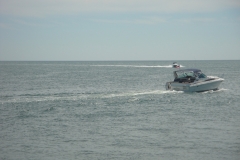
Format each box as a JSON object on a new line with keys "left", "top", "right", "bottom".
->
{"left": 173, "top": 69, "right": 206, "bottom": 79}
{"left": 175, "top": 69, "right": 201, "bottom": 73}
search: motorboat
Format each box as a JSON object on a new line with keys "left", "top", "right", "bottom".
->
{"left": 172, "top": 62, "right": 180, "bottom": 68}
{"left": 165, "top": 69, "right": 224, "bottom": 92}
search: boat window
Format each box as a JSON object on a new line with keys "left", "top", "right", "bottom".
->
{"left": 176, "top": 71, "right": 194, "bottom": 78}
{"left": 195, "top": 72, "right": 207, "bottom": 78}
{"left": 185, "top": 72, "right": 195, "bottom": 77}
{"left": 198, "top": 73, "right": 207, "bottom": 78}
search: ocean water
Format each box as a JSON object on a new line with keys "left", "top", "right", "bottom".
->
{"left": 0, "top": 60, "right": 239, "bottom": 160}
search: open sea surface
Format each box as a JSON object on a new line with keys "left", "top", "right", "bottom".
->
{"left": 0, "top": 60, "right": 240, "bottom": 160}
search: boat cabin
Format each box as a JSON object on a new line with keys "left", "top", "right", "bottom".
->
{"left": 173, "top": 69, "right": 207, "bottom": 83}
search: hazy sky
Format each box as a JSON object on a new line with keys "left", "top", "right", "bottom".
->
{"left": 1, "top": 0, "right": 240, "bottom": 61}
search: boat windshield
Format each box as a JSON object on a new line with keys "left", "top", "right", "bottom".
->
{"left": 196, "top": 72, "right": 207, "bottom": 78}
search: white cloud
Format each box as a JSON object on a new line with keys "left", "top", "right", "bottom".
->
{"left": 0, "top": 0, "right": 240, "bottom": 17}
{"left": 0, "top": 23, "right": 10, "bottom": 29}
{"left": 94, "top": 16, "right": 166, "bottom": 25}
{"left": 177, "top": 17, "right": 216, "bottom": 23}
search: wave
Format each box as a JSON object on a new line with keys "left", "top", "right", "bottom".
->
{"left": 201, "top": 88, "right": 228, "bottom": 94}
{"left": 91, "top": 65, "right": 176, "bottom": 68}
{"left": 0, "top": 90, "right": 183, "bottom": 103}
{"left": 1, "top": 87, "right": 227, "bottom": 104}
{"left": 101, "top": 90, "right": 184, "bottom": 98}
{"left": 90, "top": 64, "right": 186, "bottom": 68}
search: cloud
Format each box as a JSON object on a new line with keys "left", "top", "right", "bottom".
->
{"left": 94, "top": 16, "right": 166, "bottom": 25}
{"left": 0, "top": 0, "right": 240, "bottom": 17}
{"left": 177, "top": 18, "right": 216, "bottom": 23}
{"left": 0, "top": 23, "right": 11, "bottom": 29}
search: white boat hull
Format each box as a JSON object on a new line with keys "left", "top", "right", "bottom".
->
{"left": 166, "top": 78, "right": 224, "bottom": 92}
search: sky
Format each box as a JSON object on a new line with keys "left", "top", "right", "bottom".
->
{"left": 0, "top": 0, "right": 240, "bottom": 61}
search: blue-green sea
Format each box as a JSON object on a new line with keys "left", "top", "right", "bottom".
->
{"left": 0, "top": 60, "right": 240, "bottom": 160}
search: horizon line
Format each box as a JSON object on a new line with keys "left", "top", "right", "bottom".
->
{"left": 0, "top": 59, "right": 239, "bottom": 62}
